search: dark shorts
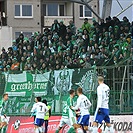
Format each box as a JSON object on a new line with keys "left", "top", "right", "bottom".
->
{"left": 77, "top": 114, "right": 90, "bottom": 126}
{"left": 94, "top": 108, "right": 110, "bottom": 124}
{"left": 34, "top": 118, "right": 44, "bottom": 127}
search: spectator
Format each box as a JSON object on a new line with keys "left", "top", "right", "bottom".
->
{"left": 68, "top": 20, "right": 76, "bottom": 34}
{"left": 0, "top": 16, "right": 131, "bottom": 73}
{"left": 82, "top": 18, "right": 91, "bottom": 33}
{"left": 16, "top": 33, "right": 24, "bottom": 44}
{"left": 20, "top": 57, "right": 26, "bottom": 71}
{"left": 25, "top": 57, "right": 31, "bottom": 70}
{"left": 11, "top": 58, "right": 19, "bottom": 71}
{"left": 51, "top": 19, "right": 60, "bottom": 33}
{"left": 59, "top": 21, "right": 67, "bottom": 40}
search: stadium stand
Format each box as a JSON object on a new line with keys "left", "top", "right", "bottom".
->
{"left": 0, "top": 16, "right": 132, "bottom": 72}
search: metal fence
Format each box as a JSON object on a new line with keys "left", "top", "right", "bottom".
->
{"left": 96, "top": 63, "right": 133, "bottom": 114}
{"left": 0, "top": 60, "right": 132, "bottom": 116}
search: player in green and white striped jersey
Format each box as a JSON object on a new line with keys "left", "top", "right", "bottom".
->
{"left": 0, "top": 93, "right": 9, "bottom": 133}
{"left": 55, "top": 89, "right": 77, "bottom": 133}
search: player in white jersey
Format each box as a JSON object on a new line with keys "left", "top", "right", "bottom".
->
{"left": 92, "top": 76, "right": 114, "bottom": 133}
{"left": 31, "top": 97, "right": 48, "bottom": 133}
{"left": 71, "top": 87, "right": 92, "bottom": 133}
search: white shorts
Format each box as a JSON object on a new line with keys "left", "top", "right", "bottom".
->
{"left": 59, "top": 115, "right": 77, "bottom": 128}
{"left": 0, "top": 115, "right": 9, "bottom": 124}
{"left": 59, "top": 117, "right": 71, "bottom": 128}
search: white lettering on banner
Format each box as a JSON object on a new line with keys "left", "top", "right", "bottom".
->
{"left": 48, "top": 124, "right": 57, "bottom": 131}
{"left": 18, "top": 127, "right": 34, "bottom": 133}
{"left": 11, "top": 81, "right": 47, "bottom": 92}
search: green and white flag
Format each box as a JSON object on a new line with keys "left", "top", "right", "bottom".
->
{"left": 53, "top": 69, "right": 74, "bottom": 95}
{"left": 5, "top": 71, "right": 50, "bottom": 96}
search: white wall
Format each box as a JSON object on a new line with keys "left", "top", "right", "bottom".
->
{"left": 0, "top": 26, "right": 12, "bottom": 52}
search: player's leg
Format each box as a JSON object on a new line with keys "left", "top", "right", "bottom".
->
{"left": 82, "top": 115, "right": 93, "bottom": 133}
{"left": 0, "top": 116, "right": 8, "bottom": 133}
{"left": 1, "top": 125, "right": 7, "bottom": 133}
{"left": 72, "top": 115, "right": 84, "bottom": 133}
{"left": 34, "top": 116, "right": 36, "bottom": 121}
{"left": 34, "top": 118, "right": 42, "bottom": 133}
{"left": 104, "top": 111, "right": 114, "bottom": 133}
{"left": 67, "top": 112, "right": 77, "bottom": 133}
{"left": 65, "top": 118, "right": 76, "bottom": 133}
{"left": 102, "top": 109, "right": 114, "bottom": 133}
{"left": 104, "top": 123, "right": 114, "bottom": 133}
{"left": 67, "top": 126, "right": 76, "bottom": 133}
{"left": 92, "top": 108, "right": 104, "bottom": 133}
{"left": 92, "top": 122, "right": 98, "bottom": 133}
{"left": 55, "top": 127, "right": 62, "bottom": 133}
{"left": 39, "top": 119, "right": 45, "bottom": 133}
{"left": 55, "top": 117, "right": 65, "bottom": 133}
{"left": 35, "top": 125, "right": 40, "bottom": 133}
{"left": 44, "top": 120, "right": 48, "bottom": 133}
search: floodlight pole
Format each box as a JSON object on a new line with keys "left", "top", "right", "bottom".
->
{"left": 116, "top": 3, "right": 133, "bottom": 17}
{"left": 67, "top": 0, "right": 102, "bottom": 21}
{"left": 102, "top": 0, "right": 112, "bottom": 19}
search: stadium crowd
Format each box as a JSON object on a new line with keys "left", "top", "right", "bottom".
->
{"left": 0, "top": 16, "right": 132, "bottom": 72}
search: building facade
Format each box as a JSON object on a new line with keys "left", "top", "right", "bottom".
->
{"left": 0, "top": 0, "right": 99, "bottom": 39}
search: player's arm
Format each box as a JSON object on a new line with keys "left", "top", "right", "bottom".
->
{"left": 87, "top": 99, "right": 92, "bottom": 108}
{"left": 31, "top": 104, "right": 36, "bottom": 112}
{"left": 44, "top": 104, "right": 49, "bottom": 113}
{"left": 1, "top": 102, "right": 7, "bottom": 116}
{"left": 49, "top": 108, "right": 52, "bottom": 117}
{"left": 71, "top": 98, "right": 80, "bottom": 110}
{"left": 30, "top": 104, "right": 37, "bottom": 117}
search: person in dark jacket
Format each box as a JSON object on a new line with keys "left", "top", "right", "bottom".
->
{"left": 42, "top": 99, "right": 51, "bottom": 133}
{"left": 59, "top": 21, "right": 67, "bottom": 40}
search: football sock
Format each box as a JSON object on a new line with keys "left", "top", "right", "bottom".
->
{"left": 83, "top": 129, "right": 87, "bottom": 133}
{"left": 88, "top": 127, "right": 93, "bottom": 132}
{"left": 1, "top": 126, "right": 7, "bottom": 133}
{"left": 104, "top": 127, "right": 109, "bottom": 133}
{"left": 77, "top": 128, "right": 84, "bottom": 133}
{"left": 81, "top": 125, "right": 86, "bottom": 133}
{"left": 108, "top": 126, "right": 114, "bottom": 133}
{"left": 35, "top": 128, "right": 39, "bottom": 133}
{"left": 55, "top": 129, "right": 59, "bottom": 133}
{"left": 92, "top": 126, "right": 98, "bottom": 133}
{"left": 38, "top": 127, "right": 43, "bottom": 133}
{"left": 67, "top": 126, "right": 76, "bottom": 133}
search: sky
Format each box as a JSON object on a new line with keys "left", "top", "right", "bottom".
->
{"left": 99, "top": 0, "right": 133, "bottom": 22}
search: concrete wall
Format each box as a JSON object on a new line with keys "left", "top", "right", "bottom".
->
{"left": 74, "top": 0, "right": 99, "bottom": 29}
{"left": 65, "top": 2, "right": 73, "bottom": 16}
{"left": 0, "top": 26, "right": 12, "bottom": 52}
{"left": 5, "top": 0, "right": 99, "bottom": 39}
{"left": 41, "top": 1, "right": 73, "bottom": 16}
{"left": 7, "top": 0, "right": 41, "bottom": 39}
{"left": 41, "top": 1, "right": 73, "bottom": 27}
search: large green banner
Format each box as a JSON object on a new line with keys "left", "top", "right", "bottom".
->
{"left": 4, "top": 68, "right": 97, "bottom": 115}
{"left": 5, "top": 71, "right": 50, "bottom": 96}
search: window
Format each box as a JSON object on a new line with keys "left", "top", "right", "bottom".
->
{"left": 59, "top": 5, "right": 64, "bottom": 16}
{"left": 15, "top": 5, "right": 20, "bottom": 16}
{"left": 22, "top": 5, "right": 32, "bottom": 16}
{"left": 15, "top": 32, "right": 32, "bottom": 39}
{"left": 15, "top": 5, "right": 33, "bottom": 18}
{"left": 47, "top": 3, "right": 58, "bottom": 16}
{"left": 42, "top": 3, "right": 65, "bottom": 16}
{"left": 80, "top": 5, "right": 92, "bottom": 18}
